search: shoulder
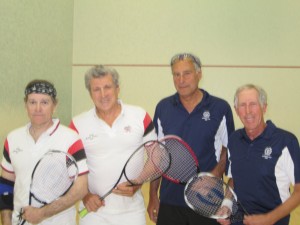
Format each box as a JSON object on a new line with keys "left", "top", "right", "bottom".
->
{"left": 72, "top": 108, "right": 95, "bottom": 124}
{"left": 158, "top": 94, "right": 175, "bottom": 104}
{"left": 123, "top": 103, "right": 145, "bottom": 112}
{"left": 6, "top": 125, "right": 27, "bottom": 139}
{"left": 228, "top": 128, "right": 243, "bottom": 142}
{"left": 203, "top": 91, "right": 233, "bottom": 120}
{"left": 273, "top": 126, "right": 298, "bottom": 144}
{"left": 56, "top": 123, "right": 81, "bottom": 139}
{"left": 155, "top": 94, "right": 176, "bottom": 110}
{"left": 205, "top": 91, "right": 231, "bottom": 109}
{"left": 122, "top": 103, "right": 149, "bottom": 118}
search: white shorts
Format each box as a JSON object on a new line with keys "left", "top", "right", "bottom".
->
{"left": 79, "top": 207, "right": 146, "bottom": 225}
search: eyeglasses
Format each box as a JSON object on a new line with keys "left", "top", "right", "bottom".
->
{"left": 170, "top": 53, "right": 201, "bottom": 68}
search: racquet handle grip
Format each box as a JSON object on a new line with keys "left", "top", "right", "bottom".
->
{"left": 79, "top": 208, "right": 88, "bottom": 218}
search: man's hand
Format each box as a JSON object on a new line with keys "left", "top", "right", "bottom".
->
{"left": 82, "top": 193, "right": 104, "bottom": 212}
{"left": 112, "top": 181, "right": 141, "bottom": 197}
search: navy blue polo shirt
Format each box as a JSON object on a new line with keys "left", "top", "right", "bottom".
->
{"left": 154, "top": 89, "right": 235, "bottom": 207}
{"left": 227, "top": 120, "right": 300, "bottom": 225}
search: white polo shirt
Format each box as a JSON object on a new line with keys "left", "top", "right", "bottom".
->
{"left": 1, "top": 119, "right": 89, "bottom": 225}
{"left": 70, "top": 101, "right": 157, "bottom": 223}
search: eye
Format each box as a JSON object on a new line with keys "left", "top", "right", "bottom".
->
{"left": 172, "top": 72, "right": 180, "bottom": 77}
{"left": 104, "top": 85, "right": 113, "bottom": 90}
{"left": 41, "top": 100, "right": 49, "bottom": 105}
{"left": 92, "top": 87, "right": 100, "bottom": 92}
{"left": 238, "top": 103, "right": 246, "bottom": 108}
{"left": 183, "top": 71, "right": 192, "bottom": 77}
{"left": 28, "top": 100, "right": 37, "bottom": 105}
{"left": 249, "top": 102, "right": 258, "bottom": 107}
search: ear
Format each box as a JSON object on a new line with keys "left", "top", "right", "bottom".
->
{"left": 234, "top": 106, "right": 240, "bottom": 117}
{"left": 196, "top": 70, "right": 202, "bottom": 82}
{"left": 198, "top": 70, "right": 202, "bottom": 79}
{"left": 262, "top": 104, "right": 267, "bottom": 113}
{"left": 53, "top": 101, "right": 58, "bottom": 113}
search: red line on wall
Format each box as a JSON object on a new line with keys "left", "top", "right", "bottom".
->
{"left": 72, "top": 64, "right": 300, "bottom": 69}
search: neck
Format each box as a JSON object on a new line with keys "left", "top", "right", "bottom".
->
{"left": 30, "top": 120, "right": 53, "bottom": 141}
{"left": 246, "top": 122, "right": 267, "bottom": 140}
{"left": 96, "top": 103, "right": 121, "bottom": 127}
{"left": 180, "top": 89, "right": 203, "bottom": 113}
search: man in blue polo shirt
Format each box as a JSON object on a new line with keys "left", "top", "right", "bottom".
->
{"left": 147, "top": 53, "right": 235, "bottom": 225}
{"left": 220, "top": 84, "right": 300, "bottom": 225}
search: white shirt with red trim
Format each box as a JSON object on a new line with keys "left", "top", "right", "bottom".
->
{"left": 1, "top": 118, "right": 88, "bottom": 225}
{"left": 70, "top": 101, "right": 157, "bottom": 224}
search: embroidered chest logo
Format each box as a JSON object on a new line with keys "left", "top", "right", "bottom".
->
{"left": 13, "top": 147, "right": 23, "bottom": 154}
{"left": 85, "top": 134, "right": 98, "bottom": 141}
{"left": 262, "top": 147, "right": 272, "bottom": 159}
{"left": 202, "top": 110, "right": 211, "bottom": 121}
{"left": 124, "top": 126, "right": 132, "bottom": 133}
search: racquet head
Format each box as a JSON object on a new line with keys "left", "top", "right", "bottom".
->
{"left": 123, "top": 140, "right": 171, "bottom": 185}
{"left": 160, "top": 135, "right": 199, "bottom": 184}
{"left": 18, "top": 150, "right": 78, "bottom": 225}
{"left": 79, "top": 140, "right": 171, "bottom": 219}
{"left": 184, "top": 172, "right": 247, "bottom": 222}
{"left": 30, "top": 150, "right": 79, "bottom": 205}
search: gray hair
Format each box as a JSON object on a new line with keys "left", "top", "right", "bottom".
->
{"left": 84, "top": 65, "right": 120, "bottom": 91}
{"left": 170, "top": 53, "right": 202, "bottom": 72}
{"left": 234, "top": 84, "right": 267, "bottom": 108}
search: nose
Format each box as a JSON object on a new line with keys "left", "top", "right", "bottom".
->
{"left": 179, "top": 74, "right": 185, "bottom": 83}
{"left": 35, "top": 103, "right": 42, "bottom": 112}
{"left": 245, "top": 105, "right": 251, "bottom": 114}
{"left": 100, "top": 88, "right": 106, "bottom": 97}
{"left": 174, "top": 74, "right": 185, "bottom": 83}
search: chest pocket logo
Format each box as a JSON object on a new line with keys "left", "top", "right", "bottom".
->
{"left": 202, "top": 110, "right": 211, "bottom": 121}
{"left": 85, "top": 134, "right": 98, "bottom": 141}
{"left": 262, "top": 146, "right": 272, "bottom": 159}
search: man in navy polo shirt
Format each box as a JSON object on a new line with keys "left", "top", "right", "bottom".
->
{"left": 147, "top": 53, "right": 235, "bottom": 225}
{"left": 220, "top": 84, "right": 300, "bottom": 225}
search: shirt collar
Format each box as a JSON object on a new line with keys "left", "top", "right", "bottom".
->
{"left": 239, "top": 120, "right": 276, "bottom": 141}
{"left": 27, "top": 118, "right": 60, "bottom": 136}
{"left": 172, "top": 89, "right": 209, "bottom": 108}
{"left": 92, "top": 99, "right": 124, "bottom": 118}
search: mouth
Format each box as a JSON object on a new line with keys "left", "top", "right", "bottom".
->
{"left": 244, "top": 116, "right": 255, "bottom": 123}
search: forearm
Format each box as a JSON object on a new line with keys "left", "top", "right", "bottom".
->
{"left": 148, "top": 178, "right": 161, "bottom": 222}
{"left": 149, "top": 178, "right": 161, "bottom": 198}
{"left": 211, "top": 146, "right": 227, "bottom": 178}
{"left": 267, "top": 184, "right": 300, "bottom": 223}
{"left": 41, "top": 174, "right": 88, "bottom": 219}
{"left": 1, "top": 210, "right": 12, "bottom": 225}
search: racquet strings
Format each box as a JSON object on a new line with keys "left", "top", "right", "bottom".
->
{"left": 161, "top": 135, "right": 199, "bottom": 184}
{"left": 124, "top": 141, "right": 171, "bottom": 185}
{"left": 79, "top": 140, "right": 171, "bottom": 218}
{"left": 30, "top": 151, "right": 78, "bottom": 204}
{"left": 184, "top": 173, "right": 246, "bottom": 222}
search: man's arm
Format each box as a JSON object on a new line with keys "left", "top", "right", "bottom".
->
{"left": 211, "top": 146, "right": 227, "bottom": 178}
{"left": 0, "top": 210, "right": 12, "bottom": 225}
{"left": 147, "top": 178, "right": 161, "bottom": 223}
{"left": 0, "top": 170, "right": 15, "bottom": 225}
{"left": 22, "top": 174, "right": 88, "bottom": 224}
{"left": 244, "top": 183, "right": 300, "bottom": 225}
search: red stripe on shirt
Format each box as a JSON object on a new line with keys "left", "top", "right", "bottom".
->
{"left": 143, "top": 112, "right": 152, "bottom": 131}
{"left": 68, "top": 139, "right": 84, "bottom": 156}
{"left": 69, "top": 121, "right": 79, "bottom": 134}
{"left": 4, "top": 139, "right": 9, "bottom": 156}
